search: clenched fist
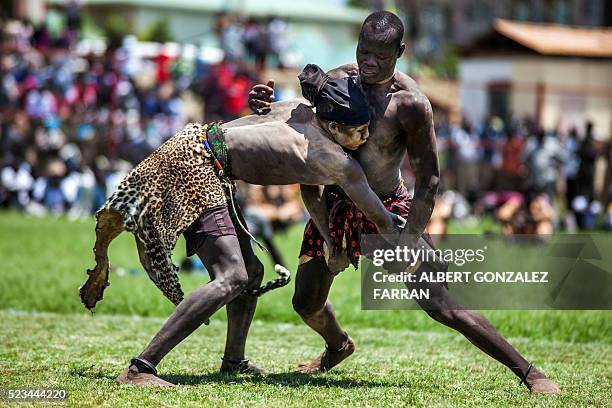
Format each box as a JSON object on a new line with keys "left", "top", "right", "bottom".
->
{"left": 248, "top": 80, "right": 275, "bottom": 114}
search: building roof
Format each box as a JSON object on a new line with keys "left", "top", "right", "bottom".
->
{"left": 52, "top": 0, "right": 368, "bottom": 24}
{"left": 492, "top": 19, "right": 612, "bottom": 58}
{"left": 462, "top": 19, "right": 612, "bottom": 58}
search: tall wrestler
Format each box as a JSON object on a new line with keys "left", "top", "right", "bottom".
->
{"left": 248, "top": 11, "right": 560, "bottom": 394}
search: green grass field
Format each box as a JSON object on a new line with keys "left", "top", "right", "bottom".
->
{"left": 0, "top": 212, "right": 610, "bottom": 406}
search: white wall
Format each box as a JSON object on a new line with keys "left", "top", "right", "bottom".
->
{"left": 459, "top": 57, "right": 513, "bottom": 125}
{"left": 460, "top": 56, "right": 612, "bottom": 138}
{"left": 512, "top": 57, "right": 612, "bottom": 138}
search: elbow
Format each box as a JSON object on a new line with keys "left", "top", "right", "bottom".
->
{"left": 414, "top": 174, "right": 439, "bottom": 199}
{"left": 429, "top": 174, "right": 440, "bottom": 194}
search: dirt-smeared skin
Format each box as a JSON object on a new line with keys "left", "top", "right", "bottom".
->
{"left": 247, "top": 11, "right": 561, "bottom": 395}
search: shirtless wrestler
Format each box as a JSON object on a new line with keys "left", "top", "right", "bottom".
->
{"left": 247, "top": 10, "right": 560, "bottom": 395}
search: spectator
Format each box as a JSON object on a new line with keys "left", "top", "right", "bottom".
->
{"left": 522, "top": 128, "right": 565, "bottom": 200}
{"left": 576, "top": 121, "right": 598, "bottom": 198}
{"left": 451, "top": 118, "right": 480, "bottom": 200}
{"left": 498, "top": 126, "right": 525, "bottom": 191}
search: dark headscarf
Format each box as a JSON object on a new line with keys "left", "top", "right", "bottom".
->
{"left": 298, "top": 64, "right": 370, "bottom": 125}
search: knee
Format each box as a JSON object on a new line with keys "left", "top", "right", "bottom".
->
{"left": 214, "top": 271, "right": 248, "bottom": 298}
{"left": 292, "top": 292, "right": 324, "bottom": 318}
{"left": 215, "top": 256, "right": 249, "bottom": 297}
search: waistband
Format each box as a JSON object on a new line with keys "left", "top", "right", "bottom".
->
{"left": 325, "top": 179, "right": 407, "bottom": 205}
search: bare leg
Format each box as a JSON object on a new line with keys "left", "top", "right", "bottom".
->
{"left": 220, "top": 218, "right": 266, "bottom": 373}
{"left": 80, "top": 209, "right": 124, "bottom": 310}
{"left": 292, "top": 258, "right": 355, "bottom": 373}
{"left": 406, "top": 261, "right": 561, "bottom": 395}
{"left": 116, "top": 234, "right": 248, "bottom": 386}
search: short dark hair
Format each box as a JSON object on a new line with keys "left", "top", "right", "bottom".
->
{"left": 360, "top": 11, "right": 405, "bottom": 49}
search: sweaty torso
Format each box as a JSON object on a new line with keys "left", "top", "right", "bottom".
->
{"left": 331, "top": 64, "right": 420, "bottom": 195}
{"left": 223, "top": 100, "right": 348, "bottom": 186}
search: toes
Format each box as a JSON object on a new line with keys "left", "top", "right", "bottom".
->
{"left": 531, "top": 379, "right": 561, "bottom": 395}
{"left": 115, "top": 370, "right": 175, "bottom": 387}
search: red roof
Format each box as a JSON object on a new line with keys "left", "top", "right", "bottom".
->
{"left": 493, "top": 19, "right": 612, "bottom": 58}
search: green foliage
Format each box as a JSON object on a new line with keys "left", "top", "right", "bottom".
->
{"left": 431, "top": 45, "right": 460, "bottom": 79}
{"left": 80, "top": 11, "right": 103, "bottom": 39}
{"left": 348, "top": 0, "right": 370, "bottom": 8}
{"left": 138, "top": 16, "right": 174, "bottom": 43}
{"left": 103, "top": 13, "right": 130, "bottom": 49}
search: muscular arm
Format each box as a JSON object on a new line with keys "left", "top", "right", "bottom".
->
{"left": 300, "top": 185, "right": 332, "bottom": 247}
{"left": 333, "top": 159, "right": 399, "bottom": 235}
{"left": 400, "top": 94, "right": 440, "bottom": 240}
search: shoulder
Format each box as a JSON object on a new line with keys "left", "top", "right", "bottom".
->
{"left": 326, "top": 63, "right": 358, "bottom": 79}
{"left": 271, "top": 98, "right": 310, "bottom": 111}
{"left": 392, "top": 74, "right": 433, "bottom": 128}
{"left": 305, "top": 126, "right": 354, "bottom": 172}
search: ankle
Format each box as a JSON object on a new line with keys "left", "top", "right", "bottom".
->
{"left": 221, "top": 355, "right": 248, "bottom": 368}
{"left": 130, "top": 357, "right": 157, "bottom": 376}
{"left": 520, "top": 364, "right": 546, "bottom": 389}
{"left": 526, "top": 366, "right": 547, "bottom": 383}
{"left": 326, "top": 331, "right": 350, "bottom": 352}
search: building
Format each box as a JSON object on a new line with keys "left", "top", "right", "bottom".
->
{"left": 42, "top": 0, "right": 368, "bottom": 71}
{"left": 381, "top": 0, "right": 611, "bottom": 61}
{"left": 459, "top": 19, "right": 612, "bottom": 137}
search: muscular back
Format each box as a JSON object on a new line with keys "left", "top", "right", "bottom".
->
{"left": 222, "top": 99, "right": 401, "bottom": 234}
{"left": 223, "top": 100, "right": 352, "bottom": 186}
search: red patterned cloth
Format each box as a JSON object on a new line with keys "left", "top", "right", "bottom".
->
{"left": 299, "top": 182, "right": 412, "bottom": 269}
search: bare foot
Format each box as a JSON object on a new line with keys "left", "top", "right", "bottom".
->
{"left": 297, "top": 336, "right": 355, "bottom": 374}
{"left": 525, "top": 367, "right": 561, "bottom": 395}
{"left": 115, "top": 367, "right": 175, "bottom": 387}
{"left": 529, "top": 378, "right": 561, "bottom": 395}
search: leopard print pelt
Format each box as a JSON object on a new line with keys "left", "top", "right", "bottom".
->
{"left": 243, "top": 264, "right": 291, "bottom": 297}
{"left": 101, "top": 122, "right": 227, "bottom": 305}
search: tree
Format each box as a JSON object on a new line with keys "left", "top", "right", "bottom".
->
{"left": 139, "top": 16, "right": 173, "bottom": 43}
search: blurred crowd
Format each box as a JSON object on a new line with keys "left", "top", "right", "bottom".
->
{"left": 427, "top": 116, "right": 612, "bottom": 234}
{"left": 0, "top": 16, "right": 290, "bottom": 219}
{"left": 1, "top": 13, "right": 610, "bottom": 237}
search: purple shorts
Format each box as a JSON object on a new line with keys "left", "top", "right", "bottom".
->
{"left": 183, "top": 204, "right": 236, "bottom": 256}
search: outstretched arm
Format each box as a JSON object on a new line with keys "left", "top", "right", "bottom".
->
{"left": 335, "top": 159, "right": 403, "bottom": 236}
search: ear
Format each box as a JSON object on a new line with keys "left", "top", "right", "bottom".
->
{"left": 397, "top": 43, "right": 406, "bottom": 59}
{"left": 328, "top": 121, "right": 339, "bottom": 134}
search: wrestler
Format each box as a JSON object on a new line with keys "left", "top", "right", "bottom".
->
{"left": 248, "top": 11, "right": 560, "bottom": 395}
{"left": 80, "top": 65, "right": 405, "bottom": 386}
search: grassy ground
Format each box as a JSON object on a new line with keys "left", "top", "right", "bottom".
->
{"left": 0, "top": 212, "right": 611, "bottom": 406}
{"left": 1, "top": 310, "right": 610, "bottom": 407}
